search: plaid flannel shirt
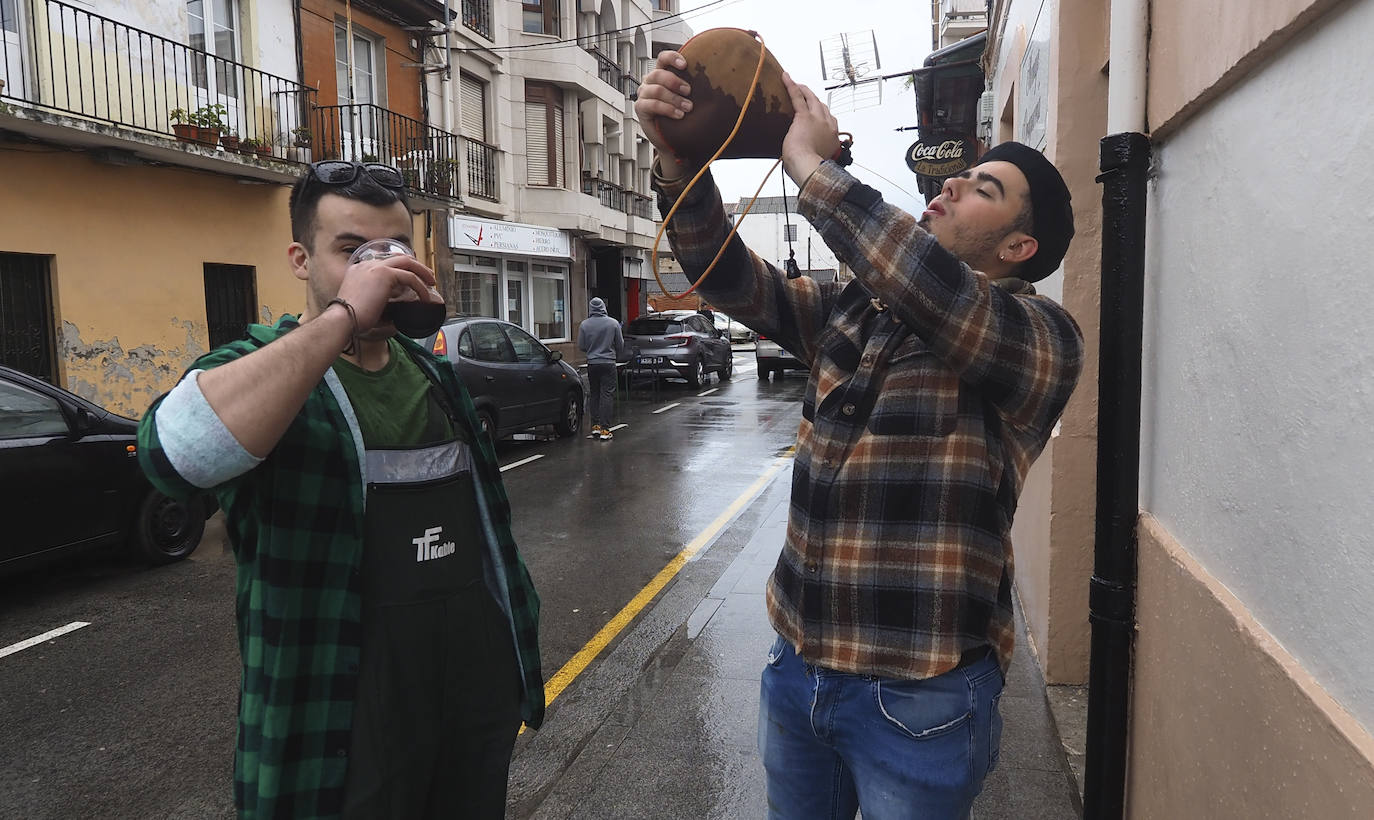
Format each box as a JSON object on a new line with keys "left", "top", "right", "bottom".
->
{"left": 136, "top": 316, "right": 544, "bottom": 819}
{"left": 655, "top": 161, "right": 1083, "bottom": 679}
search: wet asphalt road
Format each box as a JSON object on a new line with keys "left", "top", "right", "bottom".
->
{"left": 0, "top": 349, "right": 806, "bottom": 819}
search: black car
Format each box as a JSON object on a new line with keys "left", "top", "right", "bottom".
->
{"left": 622, "top": 313, "right": 733, "bottom": 387}
{"left": 0, "top": 366, "right": 210, "bottom": 575}
{"left": 425, "top": 317, "right": 584, "bottom": 440}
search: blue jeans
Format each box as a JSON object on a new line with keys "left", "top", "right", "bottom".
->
{"left": 758, "top": 635, "right": 1004, "bottom": 820}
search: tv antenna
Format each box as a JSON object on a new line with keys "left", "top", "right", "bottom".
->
{"left": 818, "top": 31, "right": 883, "bottom": 112}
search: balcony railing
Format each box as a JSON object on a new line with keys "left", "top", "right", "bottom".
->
{"left": 464, "top": 137, "right": 498, "bottom": 201}
{"left": 0, "top": 0, "right": 314, "bottom": 160}
{"left": 461, "top": 0, "right": 492, "bottom": 41}
{"left": 314, "top": 103, "right": 462, "bottom": 202}
{"left": 582, "top": 175, "right": 652, "bottom": 219}
{"left": 584, "top": 47, "right": 624, "bottom": 93}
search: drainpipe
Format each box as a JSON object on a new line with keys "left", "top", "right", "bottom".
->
{"left": 1084, "top": 0, "right": 1149, "bottom": 818}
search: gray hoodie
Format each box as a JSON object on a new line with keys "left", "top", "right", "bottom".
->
{"left": 577, "top": 298, "right": 624, "bottom": 365}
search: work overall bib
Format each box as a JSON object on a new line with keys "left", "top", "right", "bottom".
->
{"left": 341, "top": 420, "right": 521, "bottom": 819}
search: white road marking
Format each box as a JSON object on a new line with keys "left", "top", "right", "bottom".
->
{"left": 652, "top": 403, "right": 681, "bottom": 414}
{"left": 696, "top": 388, "right": 719, "bottom": 397}
{"left": 500, "top": 454, "right": 545, "bottom": 472}
{"left": 608, "top": 423, "right": 628, "bottom": 432}
{"left": 0, "top": 622, "right": 91, "bottom": 660}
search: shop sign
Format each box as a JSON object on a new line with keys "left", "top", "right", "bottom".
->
{"left": 905, "top": 137, "right": 975, "bottom": 178}
{"left": 451, "top": 215, "right": 571, "bottom": 258}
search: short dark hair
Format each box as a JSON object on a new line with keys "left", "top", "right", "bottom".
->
{"left": 288, "top": 168, "right": 411, "bottom": 250}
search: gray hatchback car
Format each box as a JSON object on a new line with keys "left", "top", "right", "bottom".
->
{"left": 622, "top": 313, "right": 733, "bottom": 387}
{"left": 425, "top": 317, "right": 584, "bottom": 440}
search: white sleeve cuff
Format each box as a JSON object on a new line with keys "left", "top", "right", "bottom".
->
{"left": 155, "top": 369, "right": 264, "bottom": 489}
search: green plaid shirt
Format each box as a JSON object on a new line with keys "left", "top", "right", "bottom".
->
{"left": 136, "top": 316, "right": 544, "bottom": 819}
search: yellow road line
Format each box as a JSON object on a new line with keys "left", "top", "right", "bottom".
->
{"left": 531, "top": 452, "right": 793, "bottom": 724}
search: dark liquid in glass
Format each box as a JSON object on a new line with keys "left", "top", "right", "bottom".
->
{"left": 385, "top": 300, "right": 446, "bottom": 338}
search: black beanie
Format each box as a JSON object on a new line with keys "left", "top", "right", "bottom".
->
{"left": 973, "top": 141, "right": 1074, "bottom": 283}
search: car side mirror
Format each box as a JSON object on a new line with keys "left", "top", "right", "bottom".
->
{"left": 548, "top": 349, "right": 564, "bottom": 363}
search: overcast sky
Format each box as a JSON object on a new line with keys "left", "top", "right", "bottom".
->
{"left": 668, "top": 0, "right": 934, "bottom": 216}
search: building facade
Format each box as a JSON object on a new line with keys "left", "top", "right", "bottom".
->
{"left": 984, "top": 0, "right": 1374, "bottom": 814}
{"left": 0, "top": 0, "right": 689, "bottom": 412}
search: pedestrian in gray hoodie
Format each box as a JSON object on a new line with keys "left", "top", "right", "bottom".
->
{"left": 577, "top": 297, "right": 624, "bottom": 440}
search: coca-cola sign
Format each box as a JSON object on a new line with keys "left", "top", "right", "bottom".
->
{"left": 905, "top": 137, "right": 975, "bottom": 178}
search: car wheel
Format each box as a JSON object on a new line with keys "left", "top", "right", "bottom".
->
{"left": 131, "top": 490, "right": 206, "bottom": 564}
{"left": 555, "top": 391, "right": 582, "bottom": 438}
{"left": 686, "top": 358, "right": 704, "bottom": 387}
{"left": 476, "top": 408, "right": 497, "bottom": 442}
{"left": 720, "top": 354, "right": 734, "bottom": 380}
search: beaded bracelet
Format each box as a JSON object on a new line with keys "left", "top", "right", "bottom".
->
{"left": 326, "top": 297, "right": 359, "bottom": 355}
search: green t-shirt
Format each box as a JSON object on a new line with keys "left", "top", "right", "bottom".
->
{"left": 331, "top": 338, "right": 455, "bottom": 448}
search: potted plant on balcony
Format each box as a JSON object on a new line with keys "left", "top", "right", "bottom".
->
{"left": 252, "top": 132, "right": 275, "bottom": 157}
{"left": 291, "top": 125, "right": 312, "bottom": 148}
{"left": 238, "top": 137, "right": 263, "bottom": 156}
{"left": 192, "top": 103, "right": 227, "bottom": 148}
{"left": 219, "top": 127, "right": 240, "bottom": 153}
{"left": 169, "top": 108, "right": 198, "bottom": 143}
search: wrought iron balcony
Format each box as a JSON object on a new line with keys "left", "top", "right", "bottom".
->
{"left": 314, "top": 103, "right": 463, "bottom": 203}
{"left": 464, "top": 137, "right": 498, "bottom": 201}
{"left": 584, "top": 46, "right": 624, "bottom": 94}
{"left": 461, "top": 0, "right": 493, "bottom": 41}
{"left": 0, "top": 0, "right": 314, "bottom": 160}
{"left": 581, "top": 175, "right": 652, "bottom": 219}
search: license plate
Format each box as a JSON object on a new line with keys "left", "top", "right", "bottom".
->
{"left": 638, "top": 356, "right": 664, "bottom": 364}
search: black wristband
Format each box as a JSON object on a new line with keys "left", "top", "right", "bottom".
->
{"left": 325, "top": 297, "right": 358, "bottom": 355}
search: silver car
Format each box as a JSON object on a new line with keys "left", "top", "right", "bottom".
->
{"left": 622, "top": 313, "right": 734, "bottom": 387}
{"left": 755, "top": 335, "right": 806, "bottom": 380}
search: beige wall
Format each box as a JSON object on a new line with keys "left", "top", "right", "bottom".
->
{"left": 992, "top": 0, "right": 1107, "bottom": 685}
{"left": 1129, "top": 515, "right": 1374, "bottom": 817}
{"left": 0, "top": 150, "right": 296, "bottom": 416}
{"left": 1148, "top": 0, "right": 1351, "bottom": 135}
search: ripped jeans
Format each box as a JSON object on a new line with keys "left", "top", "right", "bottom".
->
{"left": 758, "top": 635, "right": 1004, "bottom": 820}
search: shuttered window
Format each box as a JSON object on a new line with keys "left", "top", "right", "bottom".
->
{"left": 460, "top": 73, "right": 486, "bottom": 140}
{"left": 525, "top": 82, "right": 564, "bottom": 188}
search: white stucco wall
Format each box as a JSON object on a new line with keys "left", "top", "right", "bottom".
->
{"left": 1141, "top": 0, "right": 1374, "bottom": 728}
{"left": 730, "top": 208, "right": 839, "bottom": 277}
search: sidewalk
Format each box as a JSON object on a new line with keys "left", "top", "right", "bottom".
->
{"left": 522, "top": 476, "right": 1083, "bottom": 819}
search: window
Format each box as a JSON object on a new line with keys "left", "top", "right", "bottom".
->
{"left": 457, "top": 329, "right": 475, "bottom": 358}
{"left": 470, "top": 322, "right": 515, "bottom": 363}
{"left": 203, "top": 263, "right": 256, "bottom": 349}
{"left": 784, "top": 224, "right": 798, "bottom": 242}
{"left": 187, "top": 0, "right": 240, "bottom": 99}
{"left": 2, "top": 0, "right": 29, "bottom": 98}
{"left": 459, "top": 73, "right": 487, "bottom": 140}
{"left": 507, "top": 279, "right": 524, "bottom": 327}
{"left": 0, "top": 252, "right": 55, "bottom": 383}
{"left": 522, "top": 0, "right": 559, "bottom": 35}
{"left": 503, "top": 325, "right": 548, "bottom": 364}
{"left": 0, "top": 380, "right": 68, "bottom": 439}
{"left": 335, "top": 21, "right": 384, "bottom": 147}
{"left": 455, "top": 253, "right": 500, "bottom": 318}
{"left": 525, "top": 82, "right": 565, "bottom": 188}
{"left": 531, "top": 270, "right": 566, "bottom": 340}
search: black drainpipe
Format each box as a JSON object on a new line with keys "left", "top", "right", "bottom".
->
{"left": 1083, "top": 130, "right": 1151, "bottom": 820}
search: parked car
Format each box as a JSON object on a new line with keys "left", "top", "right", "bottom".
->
{"left": 0, "top": 366, "right": 210, "bottom": 575}
{"left": 425, "top": 317, "right": 584, "bottom": 440}
{"left": 711, "top": 311, "right": 756, "bottom": 344}
{"left": 755, "top": 335, "right": 807, "bottom": 380}
{"left": 622, "top": 313, "right": 733, "bottom": 387}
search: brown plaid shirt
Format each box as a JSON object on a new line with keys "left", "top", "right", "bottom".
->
{"left": 655, "top": 160, "right": 1083, "bottom": 679}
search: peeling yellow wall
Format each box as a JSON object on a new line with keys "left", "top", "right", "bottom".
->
{"left": 1, "top": 148, "right": 298, "bottom": 416}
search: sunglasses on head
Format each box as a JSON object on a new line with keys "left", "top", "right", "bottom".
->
{"left": 307, "top": 160, "right": 405, "bottom": 190}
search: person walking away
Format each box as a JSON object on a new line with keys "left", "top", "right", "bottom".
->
{"left": 135, "top": 161, "right": 544, "bottom": 819}
{"left": 577, "top": 297, "right": 624, "bottom": 441}
{"left": 636, "top": 51, "right": 1084, "bottom": 819}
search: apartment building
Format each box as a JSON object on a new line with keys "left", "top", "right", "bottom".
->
{"left": 981, "top": 0, "right": 1374, "bottom": 815}
{"left": 0, "top": 0, "right": 689, "bottom": 408}
{"left": 439, "top": 0, "right": 691, "bottom": 361}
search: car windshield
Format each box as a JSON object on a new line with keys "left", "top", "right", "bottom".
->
{"left": 626, "top": 319, "right": 683, "bottom": 335}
